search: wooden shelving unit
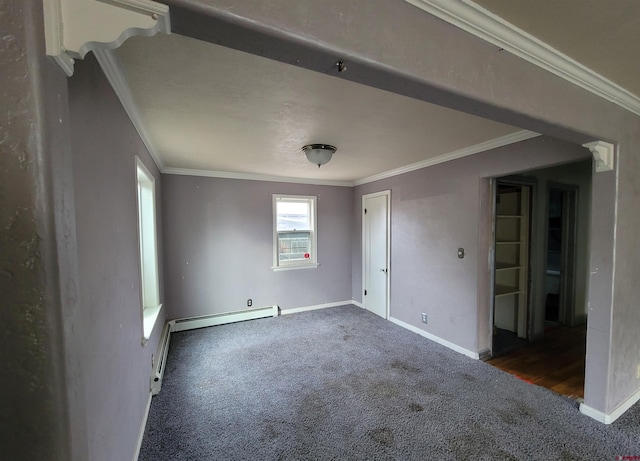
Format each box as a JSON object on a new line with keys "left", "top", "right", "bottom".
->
{"left": 494, "top": 184, "right": 530, "bottom": 339}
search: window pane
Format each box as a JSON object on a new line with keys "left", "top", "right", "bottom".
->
{"left": 277, "top": 200, "right": 310, "bottom": 231}
{"left": 278, "top": 231, "right": 311, "bottom": 262}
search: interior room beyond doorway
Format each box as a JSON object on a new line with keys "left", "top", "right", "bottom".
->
{"left": 489, "top": 159, "right": 591, "bottom": 399}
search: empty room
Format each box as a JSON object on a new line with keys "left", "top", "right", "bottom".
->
{"left": 4, "top": 1, "right": 640, "bottom": 460}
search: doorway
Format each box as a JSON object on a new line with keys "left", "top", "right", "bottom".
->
{"left": 492, "top": 181, "right": 532, "bottom": 356}
{"left": 362, "top": 191, "right": 390, "bottom": 319}
{"left": 544, "top": 185, "right": 578, "bottom": 326}
{"left": 487, "top": 160, "right": 590, "bottom": 400}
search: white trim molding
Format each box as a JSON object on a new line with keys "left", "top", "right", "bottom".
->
{"left": 583, "top": 140, "right": 615, "bottom": 173}
{"left": 133, "top": 392, "right": 152, "bottom": 461}
{"left": 43, "top": 0, "right": 170, "bottom": 76}
{"left": 163, "top": 167, "right": 354, "bottom": 187}
{"left": 580, "top": 386, "right": 640, "bottom": 424}
{"left": 94, "top": 48, "right": 164, "bottom": 171}
{"left": 403, "top": 0, "right": 640, "bottom": 117}
{"left": 389, "top": 316, "right": 480, "bottom": 360}
{"left": 353, "top": 130, "right": 539, "bottom": 186}
{"left": 280, "top": 301, "right": 354, "bottom": 315}
{"left": 162, "top": 131, "right": 539, "bottom": 188}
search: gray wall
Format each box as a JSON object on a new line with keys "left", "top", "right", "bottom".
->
{"left": 66, "top": 54, "right": 165, "bottom": 461}
{"left": 167, "top": 0, "right": 640, "bottom": 417}
{"left": 522, "top": 160, "right": 592, "bottom": 337}
{"left": 353, "top": 137, "right": 589, "bottom": 355}
{"left": 5, "top": 4, "right": 639, "bottom": 458}
{"left": 0, "top": 1, "right": 72, "bottom": 458}
{"left": 163, "top": 176, "right": 353, "bottom": 318}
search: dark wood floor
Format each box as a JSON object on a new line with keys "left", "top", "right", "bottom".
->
{"left": 487, "top": 325, "right": 586, "bottom": 399}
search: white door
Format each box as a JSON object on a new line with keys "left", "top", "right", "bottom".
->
{"left": 363, "top": 191, "right": 390, "bottom": 319}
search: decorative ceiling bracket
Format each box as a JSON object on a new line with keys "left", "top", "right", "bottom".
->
{"left": 43, "top": 0, "right": 170, "bottom": 76}
{"left": 583, "top": 140, "right": 615, "bottom": 173}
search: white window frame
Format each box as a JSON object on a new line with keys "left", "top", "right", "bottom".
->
{"left": 273, "top": 194, "right": 318, "bottom": 271}
{"left": 135, "top": 157, "right": 162, "bottom": 343}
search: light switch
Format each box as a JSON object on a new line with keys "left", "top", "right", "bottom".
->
{"left": 457, "top": 248, "right": 465, "bottom": 259}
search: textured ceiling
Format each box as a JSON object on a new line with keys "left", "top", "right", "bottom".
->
{"left": 118, "top": 1, "right": 640, "bottom": 182}
{"left": 117, "top": 33, "right": 521, "bottom": 182}
{"left": 473, "top": 0, "right": 640, "bottom": 97}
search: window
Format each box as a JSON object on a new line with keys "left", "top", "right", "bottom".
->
{"left": 136, "top": 158, "right": 161, "bottom": 342}
{"left": 273, "top": 195, "right": 317, "bottom": 270}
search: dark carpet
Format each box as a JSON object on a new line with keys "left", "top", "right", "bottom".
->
{"left": 139, "top": 305, "right": 640, "bottom": 460}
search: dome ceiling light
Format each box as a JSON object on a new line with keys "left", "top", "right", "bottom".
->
{"left": 301, "top": 144, "right": 337, "bottom": 168}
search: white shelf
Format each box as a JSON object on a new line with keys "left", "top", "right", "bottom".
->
{"left": 496, "top": 263, "right": 521, "bottom": 271}
{"left": 495, "top": 284, "right": 522, "bottom": 297}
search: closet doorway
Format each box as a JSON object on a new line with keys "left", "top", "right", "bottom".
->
{"left": 492, "top": 181, "right": 532, "bottom": 356}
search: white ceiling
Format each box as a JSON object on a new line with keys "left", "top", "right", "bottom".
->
{"left": 116, "top": 33, "right": 522, "bottom": 183}
{"left": 115, "top": 1, "right": 640, "bottom": 184}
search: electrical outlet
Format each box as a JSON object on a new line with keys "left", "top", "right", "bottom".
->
{"left": 421, "top": 313, "right": 428, "bottom": 324}
{"left": 247, "top": 299, "right": 252, "bottom": 307}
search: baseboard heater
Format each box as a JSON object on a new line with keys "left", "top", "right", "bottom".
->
{"left": 171, "top": 305, "right": 279, "bottom": 332}
{"left": 150, "top": 322, "right": 171, "bottom": 395}
{"left": 150, "top": 305, "right": 279, "bottom": 394}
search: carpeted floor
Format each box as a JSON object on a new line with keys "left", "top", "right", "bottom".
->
{"left": 139, "top": 305, "right": 640, "bottom": 460}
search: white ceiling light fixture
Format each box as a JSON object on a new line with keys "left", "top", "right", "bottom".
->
{"left": 302, "top": 144, "right": 337, "bottom": 167}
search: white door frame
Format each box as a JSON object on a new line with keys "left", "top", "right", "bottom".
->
{"left": 362, "top": 190, "right": 391, "bottom": 319}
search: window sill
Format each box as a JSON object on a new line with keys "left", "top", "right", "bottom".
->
{"left": 142, "top": 304, "right": 162, "bottom": 345}
{"left": 272, "top": 263, "right": 319, "bottom": 272}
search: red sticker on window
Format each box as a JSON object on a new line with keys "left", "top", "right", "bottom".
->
{"left": 304, "top": 253, "right": 310, "bottom": 259}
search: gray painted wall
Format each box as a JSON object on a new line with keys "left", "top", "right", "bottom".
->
{"left": 353, "top": 137, "right": 589, "bottom": 355}
{"left": 522, "top": 160, "right": 592, "bottom": 337}
{"left": 167, "top": 0, "right": 640, "bottom": 417}
{"left": 5, "top": 5, "right": 639, "bottom": 458}
{"left": 163, "top": 176, "right": 353, "bottom": 319}
{"left": 0, "top": 1, "right": 72, "bottom": 458}
{"left": 66, "top": 54, "right": 165, "bottom": 461}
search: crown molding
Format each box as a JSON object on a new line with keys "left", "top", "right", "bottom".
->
{"left": 353, "top": 130, "right": 540, "bottom": 186}
{"left": 93, "top": 47, "right": 164, "bottom": 171}
{"left": 163, "top": 131, "right": 539, "bottom": 188}
{"left": 403, "top": 0, "right": 640, "bottom": 117}
{"left": 43, "top": 0, "right": 170, "bottom": 76}
{"left": 163, "top": 168, "right": 355, "bottom": 188}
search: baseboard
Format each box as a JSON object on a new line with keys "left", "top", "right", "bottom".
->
{"left": 281, "top": 300, "right": 353, "bottom": 315}
{"left": 171, "top": 305, "right": 278, "bottom": 332}
{"left": 580, "top": 387, "right": 640, "bottom": 424}
{"left": 133, "top": 392, "right": 152, "bottom": 461}
{"left": 478, "top": 348, "right": 492, "bottom": 361}
{"left": 352, "top": 300, "right": 364, "bottom": 308}
{"left": 388, "top": 316, "right": 480, "bottom": 359}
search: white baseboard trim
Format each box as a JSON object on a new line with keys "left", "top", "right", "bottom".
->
{"left": 388, "top": 316, "right": 479, "bottom": 359}
{"left": 171, "top": 305, "right": 278, "bottom": 332}
{"left": 352, "top": 300, "right": 364, "bottom": 308}
{"left": 133, "top": 392, "right": 152, "bottom": 461}
{"left": 281, "top": 300, "right": 353, "bottom": 315}
{"left": 580, "top": 387, "right": 640, "bottom": 424}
